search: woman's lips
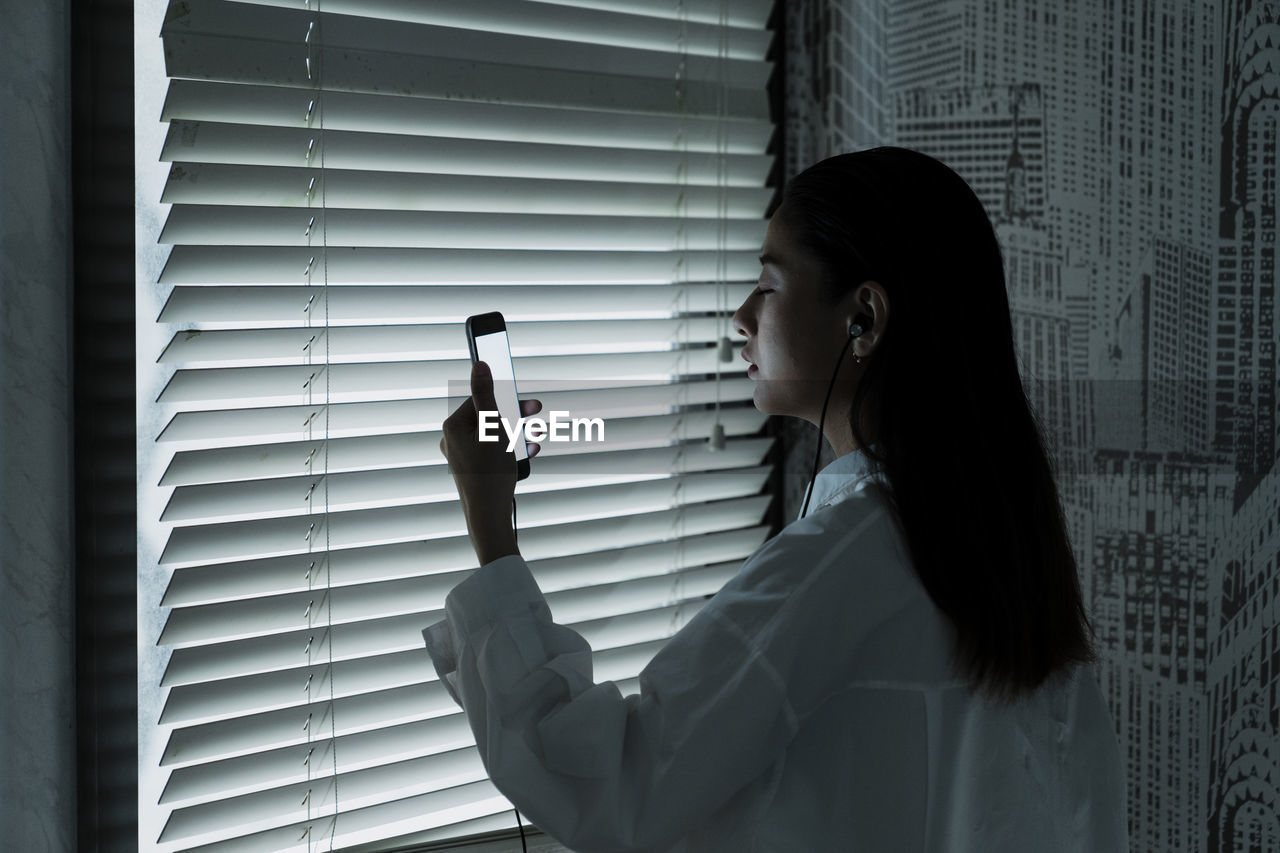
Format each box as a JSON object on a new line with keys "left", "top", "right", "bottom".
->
{"left": 747, "top": 363, "right": 758, "bottom": 378}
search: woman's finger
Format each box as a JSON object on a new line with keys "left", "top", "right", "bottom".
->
{"left": 470, "top": 361, "right": 498, "bottom": 416}
{"left": 520, "top": 398, "right": 542, "bottom": 417}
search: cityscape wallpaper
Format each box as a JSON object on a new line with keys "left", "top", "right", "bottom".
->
{"left": 780, "top": 1, "right": 1280, "bottom": 850}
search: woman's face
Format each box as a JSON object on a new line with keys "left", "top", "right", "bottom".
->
{"left": 732, "top": 210, "right": 850, "bottom": 424}
{"left": 732, "top": 208, "right": 887, "bottom": 447}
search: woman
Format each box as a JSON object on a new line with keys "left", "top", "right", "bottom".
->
{"left": 428, "top": 147, "right": 1129, "bottom": 851}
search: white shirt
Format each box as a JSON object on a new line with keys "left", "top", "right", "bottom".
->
{"left": 424, "top": 448, "right": 1129, "bottom": 852}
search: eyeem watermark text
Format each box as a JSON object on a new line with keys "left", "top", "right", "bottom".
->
{"left": 478, "top": 411, "right": 605, "bottom": 452}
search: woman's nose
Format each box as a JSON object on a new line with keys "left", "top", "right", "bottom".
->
{"left": 731, "top": 297, "right": 753, "bottom": 338}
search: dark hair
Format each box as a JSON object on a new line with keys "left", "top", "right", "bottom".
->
{"left": 781, "top": 146, "right": 1096, "bottom": 703}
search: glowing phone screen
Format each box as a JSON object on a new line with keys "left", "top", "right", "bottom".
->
{"left": 473, "top": 331, "right": 528, "bottom": 462}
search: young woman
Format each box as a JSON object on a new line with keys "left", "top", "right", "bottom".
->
{"left": 429, "top": 147, "right": 1129, "bottom": 851}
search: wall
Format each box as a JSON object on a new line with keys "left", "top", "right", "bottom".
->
{"left": 784, "top": 1, "right": 1279, "bottom": 850}
{"left": 0, "top": 0, "right": 78, "bottom": 851}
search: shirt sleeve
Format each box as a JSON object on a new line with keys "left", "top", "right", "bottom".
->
{"left": 422, "top": 503, "right": 900, "bottom": 853}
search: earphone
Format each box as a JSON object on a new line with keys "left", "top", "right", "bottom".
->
{"left": 849, "top": 314, "right": 872, "bottom": 339}
{"left": 799, "top": 312, "right": 874, "bottom": 519}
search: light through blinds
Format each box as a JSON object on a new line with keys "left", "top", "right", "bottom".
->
{"left": 137, "top": 0, "right": 777, "bottom": 849}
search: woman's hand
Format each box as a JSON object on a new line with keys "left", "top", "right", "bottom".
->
{"left": 440, "top": 360, "right": 542, "bottom": 564}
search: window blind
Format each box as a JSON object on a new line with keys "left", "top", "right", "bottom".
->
{"left": 137, "top": 0, "right": 777, "bottom": 850}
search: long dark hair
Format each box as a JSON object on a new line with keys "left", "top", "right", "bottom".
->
{"left": 782, "top": 147, "right": 1096, "bottom": 703}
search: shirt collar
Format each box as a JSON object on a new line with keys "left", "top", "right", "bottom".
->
{"left": 798, "top": 446, "right": 882, "bottom": 519}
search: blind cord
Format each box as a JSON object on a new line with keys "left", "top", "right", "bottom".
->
{"left": 510, "top": 494, "right": 527, "bottom": 853}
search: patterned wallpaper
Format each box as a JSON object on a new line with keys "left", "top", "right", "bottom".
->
{"left": 781, "top": 2, "right": 1279, "bottom": 850}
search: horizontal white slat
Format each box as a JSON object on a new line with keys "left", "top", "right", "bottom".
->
{"left": 161, "top": 120, "right": 771, "bottom": 187}
{"left": 161, "top": 681, "right": 456, "bottom": 767}
{"left": 157, "top": 283, "right": 756, "bottom": 325}
{"left": 164, "top": 0, "right": 769, "bottom": 75}
{"left": 158, "top": 499, "right": 768, "bottom": 634}
{"left": 341, "top": 809, "right": 523, "bottom": 853}
{"left": 165, "top": 635, "right": 686, "bottom": 840}
{"left": 170, "top": 562, "right": 732, "bottom": 694}
{"left": 158, "top": 546, "right": 759, "bottom": 722}
{"left": 162, "top": 631, "right": 665, "bottom": 770}
{"left": 545, "top": 562, "right": 731, "bottom": 627}
{"left": 160, "top": 439, "right": 769, "bottom": 524}
{"left": 161, "top": 567, "right": 731, "bottom": 726}
{"left": 156, "top": 347, "right": 747, "bottom": 405}
{"left": 162, "top": 648, "right": 622, "bottom": 845}
{"left": 160, "top": 206, "right": 767, "bottom": 252}
{"left": 154, "top": 348, "right": 751, "bottom": 405}
{"left": 526, "top": 0, "right": 773, "bottom": 28}
{"left": 502, "top": 465, "right": 766, "bottom": 530}
{"left": 226, "top": 0, "right": 775, "bottom": 30}
{"left": 158, "top": 317, "right": 729, "bottom": 365}
{"left": 161, "top": 80, "right": 773, "bottom": 153}
{"left": 160, "top": 716, "right": 467, "bottom": 805}
{"left": 158, "top": 467, "right": 771, "bottom": 569}
{"left": 214, "top": 0, "right": 772, "bottom": 54}
{"left": 163, "top": 35, "right": 769, "bottom": 120}
{"left": 159, "top": 746, "right": 489, "bottom": 844}
{"left": 161, "top": 648, "right": 433, "bottom": 726}
{"left": 180, "top": 671, "right": 653, "bottom": 853}
{"left": 161, "top": 521, "right": 767, "bottom": 619}
{"left": 168, "top": 778, "right": 504, "bottom": 853}
{"left": 158, "top": 409, "right": 767, "bottom": 486}
{"left": 155, "top": 378, "right": 758, "bottom": 445}
{"left": 175, "top": 777, "right": 514, "bottom": 853}
{"left": 161, "top": 716, "right": 474, "bottom": 806}
{"left": 158, "top": 246, "right": 757, "bottom": 285}
{"left": 159, "top": 598, "right": 739, "bottom": 745}
{"left": 570, "top": 599, "right": 714, "bottom": 656}
{"left": 160, "top": 163, "right": 775, "bottom": 217}
{"left": 162, "top": 613, "right": 433, "bottom": 691}
{"left": 161, "top": 638, "right": 669, "bottom": 845}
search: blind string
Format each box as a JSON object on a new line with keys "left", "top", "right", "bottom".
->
{"left": 316, "top": 0, "right": 339, "bottom": 847}
{"left": 302, "top": 1, "right": 316, "bottom": 843}
{"left": 673, "top": 0, "right": 688, "bottom": 328}
{"left": 301, "top": 1, "right": 338, "bottom": 848}
{"left": 302, "top": 0, "right": 318, "bottom": 846}
{"left": 669, "top": 0, "right": 688, "bottom": 625}
{"left": 712, "top": 0, "right": 729, "bottom": 439}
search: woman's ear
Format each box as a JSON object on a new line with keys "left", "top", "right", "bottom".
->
{"left": 848, "top": 281, "right": 889, "bottom": 351}
{"left": 858, "top": 281, "right": 889, "bottom": 318}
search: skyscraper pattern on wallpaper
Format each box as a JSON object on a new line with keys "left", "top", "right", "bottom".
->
{"left": 784, "top": 1, "right": 1279, "bottom": 850}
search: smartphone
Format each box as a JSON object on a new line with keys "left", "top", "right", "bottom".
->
{"left": 464, "top": 311, "right": 531, "bottom": 480}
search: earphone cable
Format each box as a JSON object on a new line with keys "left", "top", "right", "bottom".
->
{"left": 800, "top": 340, "right": 851, "bottom": 519}
{"left": 511, "top": 492, "right": 527, "bottom": 852}
{"left": 515, "top": 806, "right": 528, "bottom": 853}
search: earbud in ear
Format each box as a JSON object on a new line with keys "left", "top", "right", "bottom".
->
{"left": 848, "top": 313, "right": 874, "bottom": 339}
